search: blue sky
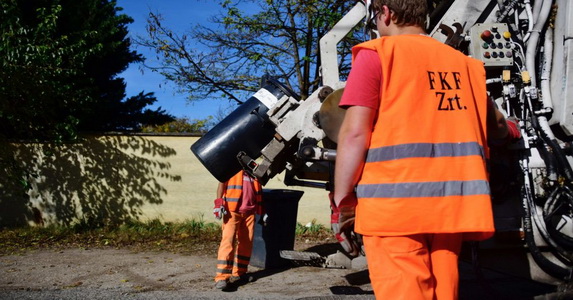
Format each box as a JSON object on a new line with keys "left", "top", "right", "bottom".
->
{"left": 116, "top": 0, "right": 233, "bottom": 121}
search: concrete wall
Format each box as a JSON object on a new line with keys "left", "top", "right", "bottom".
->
{"left": 0, "top": 134, "right": 331, "bottom": 227}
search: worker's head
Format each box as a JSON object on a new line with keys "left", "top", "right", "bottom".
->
{"left": 370, "top": 0, "right": 427, "bottom": 29}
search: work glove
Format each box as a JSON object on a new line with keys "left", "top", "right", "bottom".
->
{"left": 490, "top": 116, "right": 522, "bottom": 146}
{"left": 331, "top": 193, "right": 361, "bottom": 258}
{"left": 506, "top": 117, "right": 521, "bottom": 140}
{"left": 213, "top": 198, "right": 227, "bottom": 220}
{"left": 258, "top": 213, "right": 269, "bottom": 226}
{"left": 256, "top": 203, "right": 268, "bottom": 225}
{"left": 329, "top": 192, "right": 340, "bottom": 233}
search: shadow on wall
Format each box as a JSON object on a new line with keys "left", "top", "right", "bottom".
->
{"left": 0, "top": 134, "right": 181, "bottom": 228}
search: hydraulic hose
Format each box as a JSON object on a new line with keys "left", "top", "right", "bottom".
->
{"left": 536, "top": 139, "right": 558, "bottom": 182}
{"left": 543, "top": 132, "right": 573, "bottom": 181}
{"left": 527, "top": 180, "right": 573, "bottom": 264}
{"left": 496, "top": 0, "right": 520, "bottom": 23}
{"left": 521, "top": 79, "right": 573, "bottom": 278}
{"left": 543, "top": 185, "right": 573, "bottom": 251}
{"left": 521, "top": 160, "right": 573, "bottom": 280}
{"left": 525, "top": 76, "right": 573, "bottom": 181}
{"left": 540, "top": 27, "right": 554, "bottom": 112}
{"left": 532, "top": 0, "right": 544, "bottom": 23}
{"left": 518, "top": 139, "right": 561, "bottom": 254}
{"left": 525, "top": 0, "right": 553, "bottom": 87}
{"left": 523, "top": 0, "right": 534, "bottom": 42}
{"left": 532, "top": 100, "right": 573, "bottom": 181}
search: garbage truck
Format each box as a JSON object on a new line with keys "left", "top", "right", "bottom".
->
{"left": 192, "top": 0, "right": 573, "bottom": 286}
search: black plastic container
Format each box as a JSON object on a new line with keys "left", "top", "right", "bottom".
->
{"left": 250, "top": 189, "right": 304, "bottom": 269}
{"left": 190, "top": 80, "right": 297, "bottom": 182}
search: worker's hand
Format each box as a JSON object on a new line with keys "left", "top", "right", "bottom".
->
{"left": 490, "top": 116, "right": 521, "bottom": 146}
{"left": 333, "top": 193, "right": 361, "bottom": 257}
{"left": 256, "top": 203, "right": 268, "bottom": 225}
{"left": 258, "top": 213, "right": 269, "bottom": 226}
{"left": 506, "top": 117, "right": 521, "bottom": 140}
{"left": 329, "top": 192, "right": 339, "bottom": 233}
{"left": 213, "top": 198, "right": 227, "bottom": 220}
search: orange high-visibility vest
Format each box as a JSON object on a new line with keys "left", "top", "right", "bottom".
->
{"left": 353, "top": 35, "right": 494, "bottom": 241}
{"left": 223, "top": 170, "right": 263, "bottom": 213}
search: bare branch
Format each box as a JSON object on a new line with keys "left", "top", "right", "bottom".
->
{"left": 135, "top": 0, "right": 365, "bottom": 107}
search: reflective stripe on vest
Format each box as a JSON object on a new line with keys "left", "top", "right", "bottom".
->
{"left": 358, "top": 141, "right": 490, "bottom": 198}
{"left": 225, "top": 172, "right": 244, "bottom": 204}
{"left": 225, "top": 184, "right": 243, "bottom": 203}
{"left": 357, "top": 180, "right": 490, "bottom": 199}
{"left": 224, "top": 171, "right": 262, "bottom": 212}
{"left": 365, "top": 142, "right": 485, "bottom": 163}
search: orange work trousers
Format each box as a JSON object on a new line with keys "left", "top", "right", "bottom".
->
{"left": 215, "top": 211, "right": 255, "bottom": 281}
{"left": 363, "top": 233, "right": 463, "bottom": 300}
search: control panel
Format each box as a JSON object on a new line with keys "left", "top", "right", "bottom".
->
{"left": 469, "top": 23, "right": 514, "bottom": 67}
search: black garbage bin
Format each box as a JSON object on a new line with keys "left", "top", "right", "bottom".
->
{"left": 250, "top": 189, "right": 304, "bottom": 269}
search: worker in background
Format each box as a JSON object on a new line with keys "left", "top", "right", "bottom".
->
{"left": 332, "top": 0, "right": 520, "bottom": 299}
{"left": 213, "top": 170, "right": 263, "bottom": 290}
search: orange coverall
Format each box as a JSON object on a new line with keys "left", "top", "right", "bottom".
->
{"left": 214, "top": 171, "right": 262, "bottom": 282}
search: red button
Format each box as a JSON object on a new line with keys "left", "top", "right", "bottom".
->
{"left": 481, "top": 30, "right": 492, "bottom": 40}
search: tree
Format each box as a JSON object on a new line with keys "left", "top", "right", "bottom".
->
{"left": 141, "top": 117, "right": 214, "bottom": 134}
{"left": 137, "top": 0, "right": 367, "bottom": 105}
{"left": 0, "top": 0, "right": 173, "bottom": 141}
{"left": 80, "top": 91, "right": 175, "bottom": 132}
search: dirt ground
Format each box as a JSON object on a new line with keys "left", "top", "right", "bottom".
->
{"left": 1, "top": 238, "right": 567, "bottom": 300}
{"left": 0, "top": 240, "right": 375, "bottom": 300}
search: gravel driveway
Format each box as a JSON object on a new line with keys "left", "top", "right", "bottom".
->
{"left": 1, "top": 246, "right": 568, "bottom": 300}
{"left": 0, "top": 248, "right": 372, "bottom": 300}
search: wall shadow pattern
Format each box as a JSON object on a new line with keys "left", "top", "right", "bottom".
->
{"left": 0, "top": 135, "right": 181, "bottom": 227}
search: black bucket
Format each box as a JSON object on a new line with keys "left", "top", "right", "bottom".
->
{"left": 191, "top": 80, "right": 297, "bottom": 182}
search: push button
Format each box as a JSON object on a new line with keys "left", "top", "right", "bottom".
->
{"left": 481, "top": 30, "right": 492, "bottom": 40}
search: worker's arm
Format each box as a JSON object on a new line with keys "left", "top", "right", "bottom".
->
{"left": 213, "top": 181, "right": 227, "bottom": 220}
{"left": 216, "top": 182, "right": 226, "bottom": 199}
{"left": 332, "top": 105, "right": 375, "bottom": 257}
{"left": 334, "top": 105, "right": 376, "bottom": 206}
{"left": 487, "top": 97, "right": 509, "bottom": 140}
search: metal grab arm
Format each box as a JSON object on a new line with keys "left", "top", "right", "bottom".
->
{"left": 319, "top": 2, "right": 366, "bottom": 87}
